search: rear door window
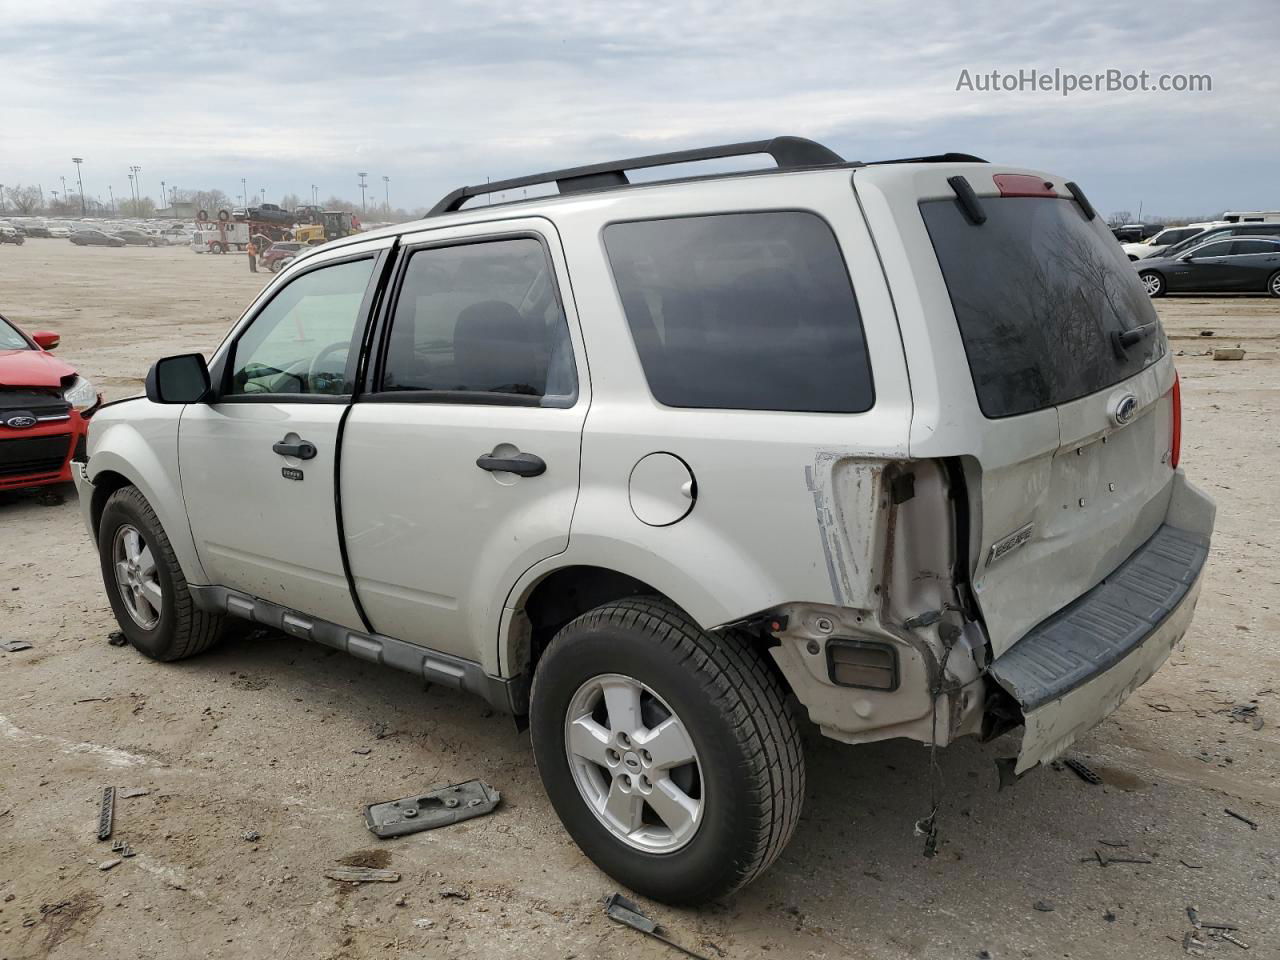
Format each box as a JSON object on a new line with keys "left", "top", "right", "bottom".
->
{"left": 921, "top": 196, "right": 1165, "bottom": 419}
{"left": 603, "top": 212, "right": 873, "bottom": 413}
{"left": 378, "top": 237, "right": 577, "bottom": 405}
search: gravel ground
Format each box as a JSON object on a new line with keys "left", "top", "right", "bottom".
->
{"left": 1, "top": 242, "right": 1277, "bottom": 960}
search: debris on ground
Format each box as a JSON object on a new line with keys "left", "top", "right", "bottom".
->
{"left": 1098, "top": 839, "right": 1129, "bottom": 848}
{"left": 1224, "top": 808, "right": 1258, "bottom": 830}
{"left": 1063, "top": 757, "right": 1102, "bottom": 785}
{"left": 97, "top": 786, "right": 115, "bottom": 841}
{"left": 1033, "top": 900, "right": 1055, "bottom": 912}
{"left": 111, "top": 840, "right": 135, "bottom": 858}
{"left": 0, "top": 640, "right": 33, "bottom": 652}
{"left": 36, "top": 489, "right": 65, "bottom": 506}
{"left": 364, "top": 780, "right": 500, "bottom": 839}
{"left": 119, "top": 787, "right": 151, "bottom": 799}
{"left": 413, "top": 918, "right": 434, "bottom": 929}
{"left": 1212, "top": 347, "right": 1246, "bottom": 361}
{"left": 241, "top": 830, "right": 260, "bottom": 842}
{"left": 1199, "top": 330, "right": 1215, "bottom": 337}
{"left": 1082, "top": 849, "right": 1152, "bottom": 867}
{"left": 352, "top": 747, "right": 372, "bottom": 755}
{"left": 324, "top": 866, "right": 401, "bottom": 884}
{"left": 107, "top": 631, "right": 128, "bottom": 647}
{"left": 438, "top": 888, "right": 469, "bottom": 901}
{"left": 1223, "top": 703, "right": 1264, "bottom": 730}
{"left": 98, "top": 858, "right": 122, "bottom": 872}
{"left": 604, "top": 893, "right": 710, "bottom": 960}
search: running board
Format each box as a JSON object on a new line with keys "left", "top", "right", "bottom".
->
{"left": 188, "top": 585, "right": 527, "bottom": 715}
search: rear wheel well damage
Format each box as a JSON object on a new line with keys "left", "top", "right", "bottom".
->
{"left": 505, "top": 565, "right": 792, "bottom": 714}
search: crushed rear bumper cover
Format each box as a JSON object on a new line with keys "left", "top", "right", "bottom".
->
{"left": 991, "top": 517, "right": 1211, "bottom": 774}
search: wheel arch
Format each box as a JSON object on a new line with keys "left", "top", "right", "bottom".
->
{"left": 498, "top": 560, "right": 789, "bottom": 702}
{"left": 87, "top": 441, "right": 209, "bottom": 587}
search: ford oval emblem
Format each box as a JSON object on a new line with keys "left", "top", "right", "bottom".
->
{"left": 4, "top": 414, "right": 37, "bottom": 429}
{"left": 1112, "top": 394, "right": 1138, "bottom": 426}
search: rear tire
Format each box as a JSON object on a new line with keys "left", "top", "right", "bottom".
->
{"left": 1140, "top": 271, "right": 1165, "bottom": 297}
{"left": 1268, "top": 270, "right": 1280, "bottom": 298}
{"left": 98, "top": 486, "right": 223, "bottom": 662}
{"left": 529, "top": 597, "right": 805, "bottom": 905}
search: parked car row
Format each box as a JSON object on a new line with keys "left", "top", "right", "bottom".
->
{"left": 0, "top": 217, "right": 194, "bottom": 247}
{"left": 1137, "top": 235, "right": 1280, "bottom": 297}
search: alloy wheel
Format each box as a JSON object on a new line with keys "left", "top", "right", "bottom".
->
{"left": 1141, "top": 273, "right": 1162, "bottom": 296}
{"left": 563, "top": 673, "right": 704, "bottom": 854}
{"left": 112, "top": 524, "right": 162, "bottom": 629}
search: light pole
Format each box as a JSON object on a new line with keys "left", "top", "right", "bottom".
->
{"left": 127, "top": 174, "right": 135, "bottom": 209}
{"left": 72, "top": 158, "right": 87, "bottom": 216}
{"left": 108, "top": 185, "right": 116, "bottom": 215}
{"left": 160, "top": 180, "right": 166, "bottom": 212}
{"left": 358, "top": 172, "right": 368, "bottom": 213}
{"left": 129, "top": 166, "right": 142, "bottom": 209}
{"left": 60, "top": 176, "right": 68, "bottom": 210}
{"left": 241, "top": 177, "right": 247, "bottom": 208}
{"left": 311, "top": 184, "right": 317, "bottom": 205}
{"left": 260, "top": 187, "right": 266, "bottom": 204}
{"left": 382, "top": 175, "right": 390, "bottom": 214}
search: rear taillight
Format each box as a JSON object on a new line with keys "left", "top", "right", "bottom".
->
{"left": 1170, "top": 371, "right": 1182, "bottom": 469}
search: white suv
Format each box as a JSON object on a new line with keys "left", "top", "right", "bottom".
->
{"left": 74, "top": 137, "right": 1215, "bottom": 904}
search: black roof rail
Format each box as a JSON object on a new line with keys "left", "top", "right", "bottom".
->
{"left": 429, "top": 135, "right": 846, "bottom": 215}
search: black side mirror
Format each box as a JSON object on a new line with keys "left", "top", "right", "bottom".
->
{"left": 146, "top": 353, "right": 211, "bottom": 404}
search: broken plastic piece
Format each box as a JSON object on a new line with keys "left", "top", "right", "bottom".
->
{"left": 324, "top": 866, "right": 400, "bottom": 883}
{"left": 604, "top": 893, "right": 710, "bottom": 960}
{"left": 364, "top": 779, "right": 500, "bottom": 839}
{"left": 1063, "top": 757, "right": 1102, "bottom": 785}
{"left": 0, "top": 640, "right": 33, "bottom": 652}
{"left": 97, "top": 787, "right": 115, "bottom": 841}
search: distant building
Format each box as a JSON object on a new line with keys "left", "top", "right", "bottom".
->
{"left": 155, "top": 201, "right": 198, "bottom": 220}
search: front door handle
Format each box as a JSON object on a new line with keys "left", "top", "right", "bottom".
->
{"left": 476, "top": 450, "right": 545, "bottom": 477}
{"left": 273, "top": 438, "right": 317, "bottom": 460}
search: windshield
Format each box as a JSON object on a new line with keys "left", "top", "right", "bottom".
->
{"left": 922, "top": 196, "right": 1164, "bottom": 419}
{"left": 0, "top": 315, "right": 33, "bottom": 350}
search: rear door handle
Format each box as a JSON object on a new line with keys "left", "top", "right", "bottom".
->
{"left": 476, "top": 451, "right": 545, "bottom": 477}
{"left": 273, "top": 438, "right": 317, "bottom": 460}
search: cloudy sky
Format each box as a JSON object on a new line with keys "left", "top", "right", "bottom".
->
{"left": 3, "top": 0, "right": 1277, "bottom": 218}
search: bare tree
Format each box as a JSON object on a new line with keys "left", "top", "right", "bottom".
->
{"left": 280, "top": 192, "right": 302, "bottom": 211}
{"left": 1107, "top": 211, "right": 1133, "bottom": 228}
{"left": 3, "top": 184, "right": 43, "bottom": 215}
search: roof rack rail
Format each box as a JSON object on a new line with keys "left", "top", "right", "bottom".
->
{"left": 429, "top": 135, "right": 845, "bottom": 215}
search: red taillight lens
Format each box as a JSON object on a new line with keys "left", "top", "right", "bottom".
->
{"left": 1170, "top": 371, "right": 1182, "bottom": 469}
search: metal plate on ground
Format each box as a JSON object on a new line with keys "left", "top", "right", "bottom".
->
{"left": 364, "top": 779, "right": 500, "bottom": 839}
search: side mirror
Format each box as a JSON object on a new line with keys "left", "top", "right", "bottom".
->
{"left": 32, "top": 331, "right": 60, "bottom": 350}
{"left": 145, "top": 353, "right": 211, "bottom": 404}
{"left": 1180, "top": 254, "right": 1195, "bottom": 262}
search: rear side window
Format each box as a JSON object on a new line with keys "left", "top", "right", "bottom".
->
{"left": 604, "top": 212, "right": 874, "bottom": 413}
{"left": 921, "top": 196, "right": 1165, "bottom": 419}
{"left": 379, "top": 237, "right": 577, "bottom": 404}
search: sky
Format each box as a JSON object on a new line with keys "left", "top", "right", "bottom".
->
{"left": 2, "top": 0, "right": 1277, "bottom": 220}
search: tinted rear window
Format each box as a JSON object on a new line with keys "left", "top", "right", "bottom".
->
{"left": 921, "top": 196, "right": 1165, "bottom": 418}
{"left": 603, "top": 212, "right": 873, "bottom": 413}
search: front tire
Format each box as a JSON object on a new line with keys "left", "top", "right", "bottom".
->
{"left": 1268, "top": 270, "right": 1280, "bottom": 298}
{"left": 1140, "top": 270, "right": 1166, "bottom": 297}
{"left": 98, "top": 486, "right": 223, "bottom": 661}
{"left": 530, "top": 598, "right": 805, "bottom": 905}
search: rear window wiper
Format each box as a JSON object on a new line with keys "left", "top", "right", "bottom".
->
{"left": 1112, "top": 321, "right": 1157, "bottom": 358}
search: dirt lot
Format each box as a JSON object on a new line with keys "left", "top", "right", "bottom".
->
{"left": 1, "top": 241, "right": 1278, "bottom": 960}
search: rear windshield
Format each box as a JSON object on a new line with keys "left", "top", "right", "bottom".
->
{"left": 604, "top": 211, "right": 874, "bottom": 413}
{"left": 921, "top": 196, "right": 1165, "bottom": 418}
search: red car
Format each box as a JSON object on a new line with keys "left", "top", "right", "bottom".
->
{"left": 0, "top": 313, "right": 100, "bottom": 492}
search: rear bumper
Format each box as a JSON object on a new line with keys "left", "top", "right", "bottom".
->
{"left": 990, "top": 471, "right": 1215, "bottom": 773}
